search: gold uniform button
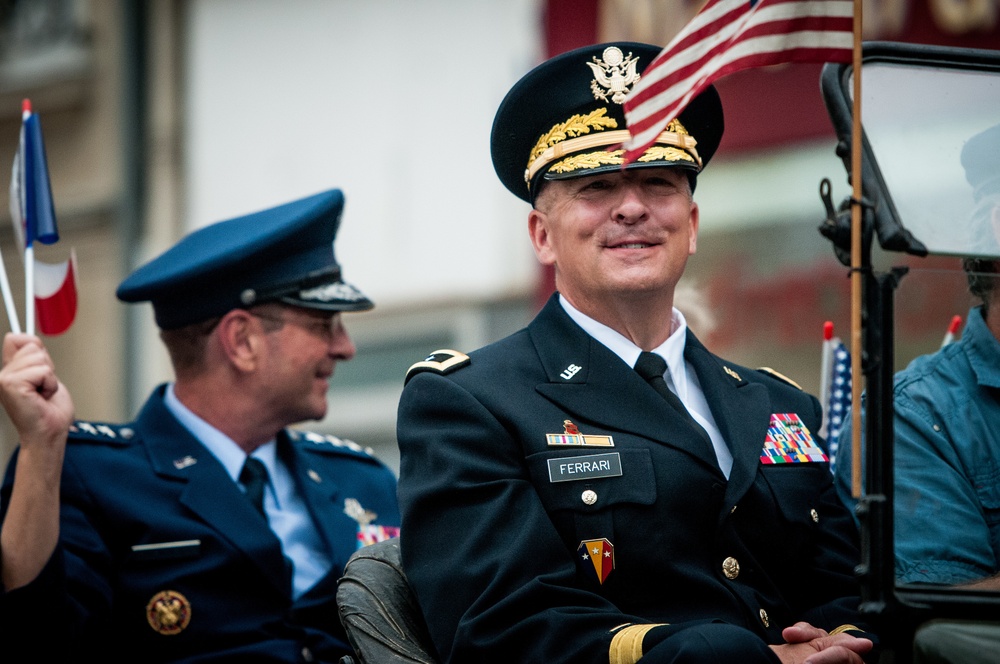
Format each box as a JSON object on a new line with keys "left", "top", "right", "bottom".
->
{"left": 581, "top": 489, "right": 598, "bottom": 505}
{"left": 722, "top": 556, "right": 740, "bottom": 579}
{"left": 810, "top": 508, "right": 819, "bottom": 523}
{"left": 759, "top": 608, "right": 770, "bottom": 627}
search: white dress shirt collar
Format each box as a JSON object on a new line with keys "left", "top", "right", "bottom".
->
{"left": 558, "top": 293, "right": 688, "bottom": 393}
{"left": 163, "top": 383, "right": 278, "bottom": 484}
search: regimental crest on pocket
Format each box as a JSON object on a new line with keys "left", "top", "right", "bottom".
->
{"left": 578, "top": 538, "right": 615, "bottom": 584}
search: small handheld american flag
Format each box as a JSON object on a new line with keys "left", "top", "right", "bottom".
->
{"left": 819, "top": 321, "right": 851, "bottom": 473}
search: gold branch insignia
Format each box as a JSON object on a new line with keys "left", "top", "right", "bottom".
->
{"left": 549, "top": 150, "right": 626, "bottom": 174}
{"left": 636, "top": 147, "right": 694, "bottom": 164}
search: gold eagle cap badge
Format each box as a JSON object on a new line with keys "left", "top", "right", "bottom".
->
{"left": 587, "top": 46, "right": 641, "bottom": 104}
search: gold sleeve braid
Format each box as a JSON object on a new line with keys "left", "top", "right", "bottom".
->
{"left": 610, "top": 622, "right": 861, "bottom": 663}
{"left": 609, "top": 623, "right": 668, "bottom": 664}
{"left": 828, "top": 624, "right": 863, "bottom": 636}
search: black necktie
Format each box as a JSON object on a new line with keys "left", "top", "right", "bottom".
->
{"left": 239, "top": 457, "right": 269, "bottom": 519}
{"left": 634, "top": 351, "right": 712, "bottom": 446}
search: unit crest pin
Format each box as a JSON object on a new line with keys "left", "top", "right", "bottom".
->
{"left": 146, "top": 589, "right": 192, "bottom": 635}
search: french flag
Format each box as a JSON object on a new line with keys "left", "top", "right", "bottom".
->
{"left": 8, "top": 99, "right": 77, "bottom": 336}
{"left": 33, "top": 250, "right": 78, "bottom": 336}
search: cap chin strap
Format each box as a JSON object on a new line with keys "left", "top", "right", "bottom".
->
{"left": 525, "top": 128, "right": 700, "bottom": 185}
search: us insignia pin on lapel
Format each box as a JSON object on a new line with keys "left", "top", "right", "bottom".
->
{"left": 578, "top": 538, "right": 615, "bottom": 584}
{"left": 546, "top": 420, "right": 614, "bottom": 447}
{"left": 172, "top": 456, "right": 197, "bottom": 469}
{"left": 760, "top": 413, "right": 828, "bottom": 464}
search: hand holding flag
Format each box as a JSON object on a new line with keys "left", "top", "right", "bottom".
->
{"left": 622, "top": 0, "right": 854, "bottom": 163}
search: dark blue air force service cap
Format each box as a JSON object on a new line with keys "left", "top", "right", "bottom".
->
{"left": 491, "top": 42, "right": 724, "bottom": 204}
{"left": 116, "top": 189, "right": 373, "bottom": 329}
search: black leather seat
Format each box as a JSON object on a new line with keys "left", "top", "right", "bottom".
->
{"left": 336, "top": 538, "right": 438, "bottom": 664}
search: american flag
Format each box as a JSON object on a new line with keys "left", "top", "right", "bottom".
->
{"left": 622, "top": 0, "right": 853, "bottom": 162}
{"left": 823, "top": 337, "right": 851, "bottom": 474}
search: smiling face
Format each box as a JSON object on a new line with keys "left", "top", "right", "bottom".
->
{"left": 254, "top": 305, "right": 356, "bottom": 425}
{"left": 528, "top": 167, "right": 699, "bottom": 320}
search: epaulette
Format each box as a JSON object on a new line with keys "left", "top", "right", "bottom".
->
{"left": 290, "top": 430, "right": 376, "bottom": 459}
{"left": 756, "top": 366, "right": 804, "bottom": 391}
{"left": 68, "top": 420, "right": 135, "bottom": 443}
{"left": 405, "top": 349, "right": 470, "bottom": 385}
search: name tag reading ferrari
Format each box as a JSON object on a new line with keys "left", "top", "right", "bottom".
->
{"left": 548, "top": 453, "right": 622, "bottom": 482}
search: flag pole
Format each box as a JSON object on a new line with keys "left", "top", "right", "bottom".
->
{"left": 850, "top": 0, "right": 864, "bottom": 498}
{"left": 25, "top": 244, "right": 34, "bottom": 336}
{"left": 20, "top": 101, "right": 36, "bottom": 336}
{"left": 0, "top": 247, "right": 22, "bottom": 334}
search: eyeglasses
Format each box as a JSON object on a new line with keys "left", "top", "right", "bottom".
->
{"left": 251, "top": 311, "right": 342, "bottom": 341}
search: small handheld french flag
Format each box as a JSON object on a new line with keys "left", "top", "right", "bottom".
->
{"left": 4, "top": 99, "right": 78, "bottom": 336}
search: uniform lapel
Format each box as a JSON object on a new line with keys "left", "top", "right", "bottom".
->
{"left": 139, "top": 388, "right": 292, "bottom": 597}
{"left": 280, "top": 437, "right": 358, "bottom": 576}
{"left": 684, "top": 334, "right": 772, "bottom": 517}
{"left": 530, "top": 297, "right": 722, "bottom": 472}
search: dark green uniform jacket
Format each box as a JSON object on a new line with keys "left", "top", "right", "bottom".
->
{"left": 397, "top": 295, "right": 868, "bottom": 664}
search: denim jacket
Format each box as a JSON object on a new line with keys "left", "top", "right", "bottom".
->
{"left": 835, "top": 306, "right": 1000, "bottom": 584}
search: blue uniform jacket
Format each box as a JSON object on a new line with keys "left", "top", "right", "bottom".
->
{"left": 397, "top": 295, "right": 867, "bottom": 664}
{"left": 0, "top": 385, "right": 399, "bottom": 663}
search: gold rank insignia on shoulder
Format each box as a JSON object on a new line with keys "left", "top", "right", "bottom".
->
{"left": 146, "top": 589, "right": 192, "bottom": 635}
{"left": 546, "top": 420, "right": 614, "bottom": 447}
{"left": 405, "top": 348, "right": 471, "bottom": 384}
{"left": 756, "top": 366, "right": 803, "bottom": 390}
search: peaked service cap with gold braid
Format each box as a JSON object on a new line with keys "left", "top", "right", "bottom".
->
{"left": 491, "top": 42, "right": 724, "bottom": 204}
{"left": 117, "top": 189, "right": 373, "bottom": 329}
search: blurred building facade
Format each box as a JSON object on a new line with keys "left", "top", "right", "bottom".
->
{"left": 1, "top": 0, "right": 997, "bottom": 471}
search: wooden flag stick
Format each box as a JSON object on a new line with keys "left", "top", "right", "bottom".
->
{"left": 850, "top": 0, "right": 864, "bottom": 498}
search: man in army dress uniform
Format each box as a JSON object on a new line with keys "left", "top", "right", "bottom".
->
{"left": 396, "top": 43, "right": 875, "bottom": 664}
{"left": 0, "top": 189, "right": 399, "bottom": 662}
